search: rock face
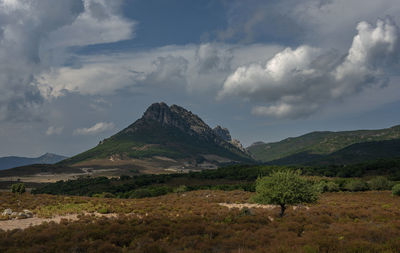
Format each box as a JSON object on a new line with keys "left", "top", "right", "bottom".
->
{"left": 213, "top": 125, "right": 247, "bottom": 153}
{"left": 213, "top": 126, "right": 232, "bottom": 142}
{"left": 129, "top": 102, "right": 213, "bottom": 138}
{"left": 63, "top": 102, "right": 254, "bottom": 166}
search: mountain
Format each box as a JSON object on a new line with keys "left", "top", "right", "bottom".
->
{"left": 61, "top": 102, "right": 253, "bottom": 173}
{"left": 248, "top": 125, "right": 400, "bottom": 163}
{"left": 0, "top": 153, "right": 68, "bottom": 170}
{"left": 267, "top": 139, "right": 400, "bottom": 165}
{"left": 213, "top": 125, "right": 247, "bottom": 153}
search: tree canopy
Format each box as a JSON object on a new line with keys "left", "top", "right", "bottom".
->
{"left": 252, "top": 170, "right": 318, "bottom": 217}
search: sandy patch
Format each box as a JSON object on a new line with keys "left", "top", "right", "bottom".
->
{"left": 153, "top": 156, "right": 177, "bottom": 162}
{"left": 219, "top": 203, "right": 310, "bottom": 211}
{"left": 219, "top": 203, "right": 278, "bottom": 210}
{"left": 0, "top": 212, "right": 118, "bottom": 231}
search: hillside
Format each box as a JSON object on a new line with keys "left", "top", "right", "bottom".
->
{"left": 0, "top": 153, "right": 68, "bottom": 170}
{"left": 268, "top": 139, "right": 400, "bottom": 166}
{"left": 61, "top": 102, "right": 253, "bottom": 173}
{"left": 248, "top": 125, "right": 400, "bottom": 162}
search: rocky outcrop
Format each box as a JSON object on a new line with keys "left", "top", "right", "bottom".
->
{"left": 213, "top": 125, "right": 247, "bottom": 153}
{"left": 126, "top": 102, "right": 213, "bottom": 138}
{"left": 1, "top": 209, "right": 33, "bottom": 220}
{"left": 213, "top": 126, "right": 232, "bottom": 142}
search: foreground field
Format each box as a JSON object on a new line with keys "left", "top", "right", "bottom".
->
{"left": 1, "top": 190, "right": 400, "bottom": 252}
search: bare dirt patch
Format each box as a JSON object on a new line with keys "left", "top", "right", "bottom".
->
{"left": 219, "top": 203, "right": 310, "bottom": 210}
{"left": 0, "top": 212, "right": 118, "bottom": 231}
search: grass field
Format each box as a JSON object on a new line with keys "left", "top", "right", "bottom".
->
{"left": 1, "top": 190, "right": 400, "bottom": 252}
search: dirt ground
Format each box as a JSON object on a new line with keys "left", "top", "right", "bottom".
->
{"left": 0, "top": 213, "right": 117, "bottom": 231}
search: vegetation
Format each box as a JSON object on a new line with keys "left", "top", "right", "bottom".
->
{"left": 31, "top": 165, "right": 278, "bottom": 197}
{"left": 11, "top": 183, "right": 25, "bottom": 194}
{"left": 252, "top": 170, "right": 318, "bottom": 217}
{"left": 248, "top": 125, "right": 400, "bottom": 162}
{"left": 392, "top": 184, "right": 400, "bottom": 196}
{"left": 300, "top": 157, "right": 400, "bottom": 179}
{"left": 1, "top": 190, "right": 400, "bottom": 252}
{"left": 368, "top": 176, "right": 392, "bottom": 190}
{"left": 267, "top": 139, "right": 400, "bottom": 166}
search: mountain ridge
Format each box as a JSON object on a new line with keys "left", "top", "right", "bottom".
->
{"left": 248, "top": 125, "right": 400, "bottom": 163}
{"left": 0, "top": 153, "right": 68, "bottom": 170}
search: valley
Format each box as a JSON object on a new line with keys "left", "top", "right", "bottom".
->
{"left": 1, "top": 103, "right": 400, "bottom": 252}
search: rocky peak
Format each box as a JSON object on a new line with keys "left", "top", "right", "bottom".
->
{"left": 213, "top": 125, "right": 248, "bottom": 153}
{"left": 138, "top": 102, "right": 212, "bottom": 136}
{"left": 213, "top": 125, "right": 232, "bottom": 142}
{"left": 142, "top": 102, "right": 171, "bottom": 124}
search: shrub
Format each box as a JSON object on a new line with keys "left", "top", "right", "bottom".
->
{"left": 392, "top": 184, "right": 400, "bottom": 196}
{"left": 97, "top": 207, "right": 109, "bottom": 214}
{"left": 11, "top": 183, "right": 26, "bottom": 194}
{"left": 316, "top": 181, "right": 328, "bottom": 193}
{"left": 344, "top": 179, "right": 369, "bottom": 192}
{"left": 92, "top": 192, "right": 116, "bottom": 198}
{"left": 326, "top": 181, "right": 340, "bottom": 192}
{"left": 252, "top": 170, "right": 318, "bottom": 217}
{"left": 368, "top": 176, "right": 391, "bottom": 190}
{"left": 173, "top": 185, "right": 187, "bottom": 194}
{"left": 318, "top": 181, "right": 340, "bottom": 193}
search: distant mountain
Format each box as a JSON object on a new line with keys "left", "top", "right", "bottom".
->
{"left": 267, "top": 139, "right": 400, "bottom": 166}
{"left": 0, "top": 153, "right": 68, "bottom": 170}
{"left": 248, "top": 125, "right": 400, "bottom": 163}
{"left": 61, "top": 102, "right": 253, "bottom": 172}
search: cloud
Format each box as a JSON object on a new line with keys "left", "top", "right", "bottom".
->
{"left": 36, "top": 43, "right": 283, "bottom": 97}
{"left": 46, "top": 126, "right": 64, "bottom": 136}
{"left": 42, "top": 0, "right": 135, "bottom": 49}
{"left": 73, "top": 122, "right": 115, "bottom": 135}
{"left": 219, "top": 18, "right": 400, "bottom": 118}
{"left": 0, "top": 0, "right": 135, "bottom": 122}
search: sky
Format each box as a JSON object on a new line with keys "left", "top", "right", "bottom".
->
{"left": 1, "top": 0, "right": 400, "bottom": 157}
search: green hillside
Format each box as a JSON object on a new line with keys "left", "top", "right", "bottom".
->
{"left": 248, "top": 125, "right": 400, "bottom": 162}
{"left": 61, "top": 103, "right": 253, "bottom": 166}
{"left": 267, "top": 139, "right": 400, "bottom": 166}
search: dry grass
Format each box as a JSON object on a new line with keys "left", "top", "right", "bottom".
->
{"left": 0, "top": 190, "right": 400, "bottom": 252}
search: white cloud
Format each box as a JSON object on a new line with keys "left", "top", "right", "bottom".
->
{"left": 73, "top": 122, "right": 115, "bottom": 135}
{"left": 0, "top": 0, "right": 135, "bottom": 121}
{"left": 219, "top": 18, "right": 400, "bottom": 118}
{"left": 42, "top": 0, "right": 135, "bottom": 49}
{"left": 46, "top": 126, "right": 63, "bottom": 136}
{"left": 36, "top": 43, "right": 283, "bottom": 97}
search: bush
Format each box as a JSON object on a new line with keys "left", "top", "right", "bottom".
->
{"left": 344, "top": 179, "right": 369, "bottom": 192}
{"left": 92, "top": 192, "right": 116, "bottom": 198}
{"left": 173, "top": 185, "right": 187, "bottom": 194}
{"left": 316, "top": 181, "right": 339, "bottom": 193}
{"left": 368, "top": 176, "right": 392, "bottom": 190}
{"left": 252, "top": 170, "right": 318, "bottom": 217}
{"left": 97, "top": 207, "right": 109, "bottom": 214}
{"left": 326, "top": 181, "right": 340, "bottom": 192}
{"left": 11, "top": 183, "right": 26, "bottom": 194}
{"left": 392, "top": 184, "right": 400, "bottom": 196}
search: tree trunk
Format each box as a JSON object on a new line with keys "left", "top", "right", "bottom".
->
{"left": 279, "top": 204, "right": 286, "bottom": 217}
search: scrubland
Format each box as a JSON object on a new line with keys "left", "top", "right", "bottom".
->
{"left": 1, "top": 190, "right": 400, "bottom": 252}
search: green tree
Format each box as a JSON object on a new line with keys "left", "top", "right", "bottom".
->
{"left": 392, "top": 184, "right": 400, "bottom": 196}
{"left": 368, "top": 176, "right": 391, "bottom": 190}
{"left": 11, "top": 183, "right": 26, "bottom": 194}
{"left": 344, "top": 179, "right": 369, "bottom": 192}
{"left": 252, "top": 170, "right": 318, "bottom": 217}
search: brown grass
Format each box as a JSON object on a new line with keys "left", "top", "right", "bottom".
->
{"left": 0, "top": 190, "right": 400, "bottom": 252}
